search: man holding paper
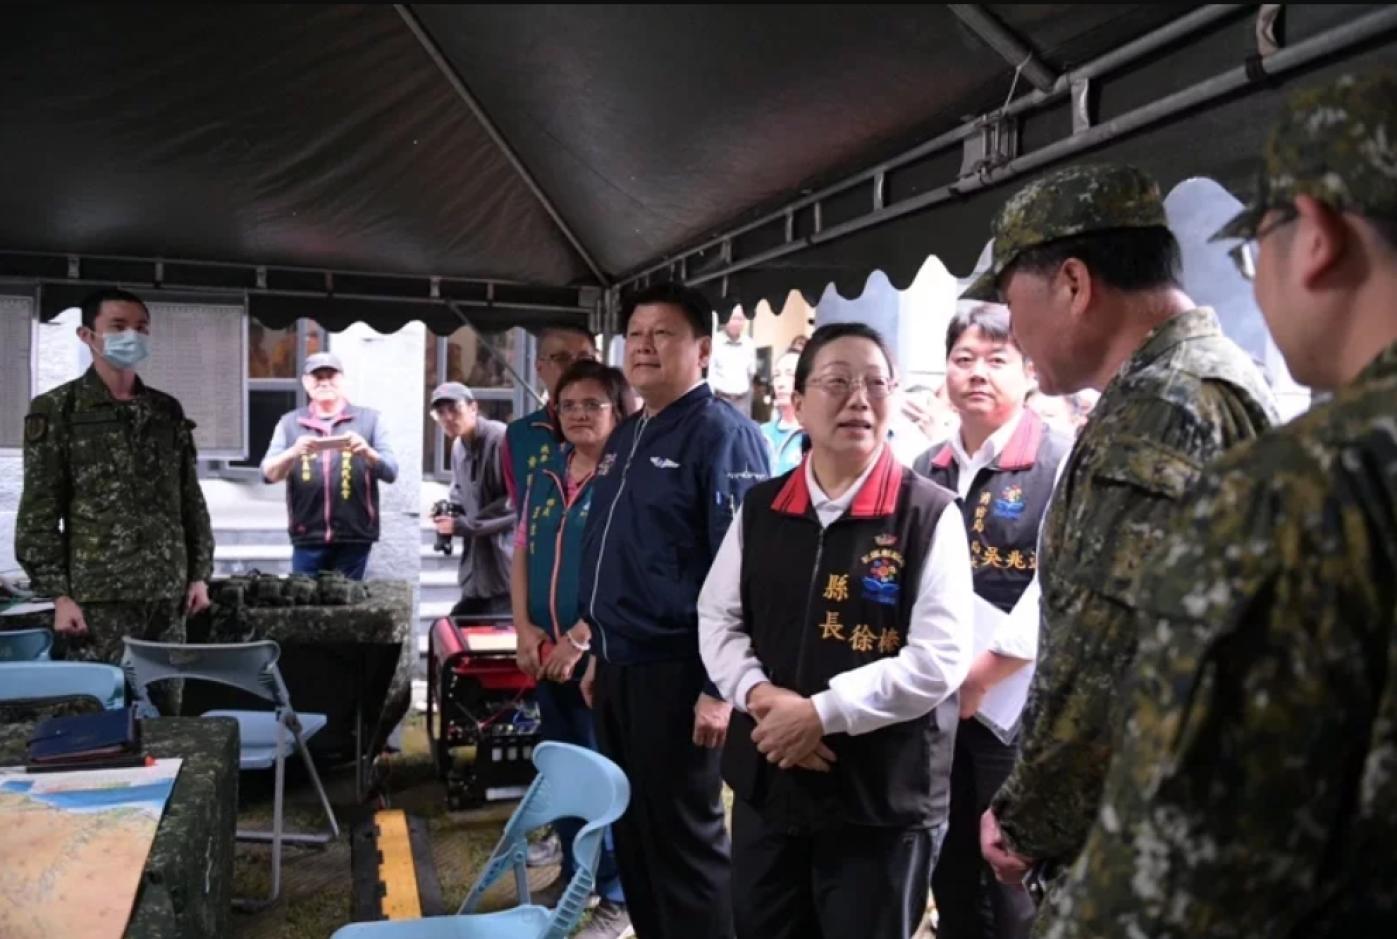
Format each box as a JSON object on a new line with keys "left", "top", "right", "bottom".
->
{"left": 260, "top": 352, "right": 398, "bottom": 579}
{"left": 914, "top": 303, "right": 1071, "bottom": 939}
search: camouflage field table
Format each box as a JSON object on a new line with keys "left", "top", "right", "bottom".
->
{"left": 0, "top": 716, "right": 239, "bottom": 939}
{"left": 184, "top": 579, "right": 414, "bottom": 797}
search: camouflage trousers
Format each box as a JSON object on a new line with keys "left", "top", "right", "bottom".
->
{"left": 57, "top": 598, "right": 187, "bottom": 715}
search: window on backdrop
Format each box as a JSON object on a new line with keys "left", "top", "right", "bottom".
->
{"left": 222, "top": 319, "right": 326, "bottom": 473}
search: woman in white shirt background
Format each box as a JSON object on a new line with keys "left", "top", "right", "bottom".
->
{"left": 698, "top": 322, "right": 974, "bottom": 939}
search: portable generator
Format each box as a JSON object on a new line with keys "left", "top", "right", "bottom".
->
{"left": 426, "top": 616, "right": 541, "bottom": 809}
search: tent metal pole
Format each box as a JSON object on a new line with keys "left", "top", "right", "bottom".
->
{"left": 947, "top": 5, "right": 1057, "bottom": 93}
{"left": 679, "top": 5, "right": 1397, "bottom": 287}
{"left": 616, "top": 3, "right": 1247, "bottom": 287}
{"left": 446, "top": 301, "right": 546, "bottom": 407}
{"left": 396, "top": 4, "right": 610, "bottom": 287}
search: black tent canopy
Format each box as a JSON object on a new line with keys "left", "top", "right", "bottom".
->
{"left": 1, "top": 4, "right": 1393, "bottom": 333}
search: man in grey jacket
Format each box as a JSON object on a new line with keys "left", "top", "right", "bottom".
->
{"left": 429, "top": 382, "right": 514, "bottom": 616}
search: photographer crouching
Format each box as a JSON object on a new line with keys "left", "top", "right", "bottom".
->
{"left": 428, "top": 383, "right": 514, "bottom": 617}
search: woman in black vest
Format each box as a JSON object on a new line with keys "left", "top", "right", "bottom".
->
{"left": 699, "top": 322, "right": 975, "bottom": 939}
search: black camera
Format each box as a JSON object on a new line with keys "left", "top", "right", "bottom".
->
{"left": 431, "top": 500, "right": 464, "bottom": 556}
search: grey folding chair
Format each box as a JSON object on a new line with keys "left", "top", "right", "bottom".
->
{"left": 121, "top": 638, "right": 340, "bottom": 909}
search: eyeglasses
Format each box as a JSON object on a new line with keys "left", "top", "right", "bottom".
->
{"left": 805, "top": 375, "right": 896, "bottom": 400}
{"left": 558, "top": 399, "right": 612, "bottom": 416}
{"left": 542, "top": 351, "right": 598, "bottom": 366}
{"left": 1229, "top": 207, "right": 1297, "bottom": 281}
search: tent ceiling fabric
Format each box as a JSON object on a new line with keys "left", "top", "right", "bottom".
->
{"left": 411, "top": 3, "right": 1193, "bottom": 279}
{"left": 0, "top": 4, "right": 591, "bottom": 287}
{"left": 0, "top": 4, "right": 1392, "bottom": 331}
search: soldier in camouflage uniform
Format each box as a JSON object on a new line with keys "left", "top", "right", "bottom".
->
{"left": 1041, "top": 68, "right": 1397, "bottom": 938}
{"left": 960, "top": 163, "right": 1279, "bottom": 897}
{"left": 16, "top": 288, "right": 215, "bottom": 714}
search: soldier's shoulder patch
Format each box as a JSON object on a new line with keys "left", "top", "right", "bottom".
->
{"left": 24, "top": 413, "right": 47, "bottom": 443}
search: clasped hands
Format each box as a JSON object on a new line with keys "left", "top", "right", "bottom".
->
{"left": 745, "top": 682, "right": 838, "bottom": 773}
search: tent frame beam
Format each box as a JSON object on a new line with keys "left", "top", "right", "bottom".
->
{"left": 619, "top": 3, "right": 1397, "bottom": 293}
{"left": 617, "top": 3, "right": 1251, "bottom": 292}
{"left": 396, "top": 4, "right": 611, "bottom": 287}
{"left": 947, "top": 5, "right": 1057, "bottom": 93}
{"left": 0, "top": 251, "right": 594, "bottom": 320}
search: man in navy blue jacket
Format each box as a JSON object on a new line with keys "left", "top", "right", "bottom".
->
{"left": 580, "top": 282, "right": 769, "bottom": 939}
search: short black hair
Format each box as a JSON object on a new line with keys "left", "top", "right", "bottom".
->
{"left": 1005, "top": 226, "right": 1182, "bottom": 293}
{"left": 537, "top": 323, "right": 595, "bottom": 344}
{"left": 794, "top": 322, "right": 895, "bottom": 394}
{"left": 622, "top": 282, "right": 711, "bottom": 339}
{"left": 945, "top": 303, "right": 1020, "bottom": 358}
{"left": 555, "top": 359, "right": 636, "bottom": 418}
{"left": 80, "top": 287, "right": 148, "bottom": 331}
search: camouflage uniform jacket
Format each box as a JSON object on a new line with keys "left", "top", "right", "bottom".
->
{"left": 991, "top": 307, "right": 1278, "bottom": 865}
{"left": 16, "top": 367, "right": 215, "bottom": 602}
{"left": 1039, "top": 339, "right": 1397, "bottom": 938}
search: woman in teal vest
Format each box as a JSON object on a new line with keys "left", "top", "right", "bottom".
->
{"left": 510, "top": 359, "right": 634, "bottom": 928}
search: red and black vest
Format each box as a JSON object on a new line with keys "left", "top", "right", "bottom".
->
{"left": 918, "top": 411, "right": 1071, "bottom": 613}
{"left": 723, "top": 448, "right": 960, "bottom": 830}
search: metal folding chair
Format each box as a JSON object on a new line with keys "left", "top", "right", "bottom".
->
{"left": 121, "top": 638, "right": 340, "bottom": 909}
{"left": 331, "top": 741, "right": 630, "bottom": 939}
{"left": 0, "top": 627, "right": 54, "bottom": 661}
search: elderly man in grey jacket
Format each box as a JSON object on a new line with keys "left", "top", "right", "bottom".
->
{"left": 429, "top": 382, "right": 515, "bottom": 616}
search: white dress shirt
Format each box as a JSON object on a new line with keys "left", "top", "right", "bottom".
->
{"left": 708, "top": 334, "right": 757, "bottom": 396}
{"left": 698, "top": 448, "right": 975, "bottom": 737}
{"left": 946, "top": 410, "right": 1025, "bottom": 500}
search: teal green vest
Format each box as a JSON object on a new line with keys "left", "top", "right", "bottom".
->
{"left": 523, "top": 450, "right": 596, "bottom": 638}
{"left": 506, "top": 406, "right": 561, "bottom": 505}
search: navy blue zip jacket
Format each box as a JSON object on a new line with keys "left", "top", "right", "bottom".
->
{"left": 580, "top": 384, "right": 769, "bottom": 678}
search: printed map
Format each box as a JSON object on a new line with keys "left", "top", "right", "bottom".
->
{"left": 0, "top": 759, "right": 181, "bottom": 939}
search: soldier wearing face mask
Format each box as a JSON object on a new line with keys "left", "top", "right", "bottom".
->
{"left": 17, "top": 288, "right": 215, "bottom": 714}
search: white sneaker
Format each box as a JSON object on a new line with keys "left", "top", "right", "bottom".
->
{"left": 574, "top": 901, "right": 632, "bottom": 939}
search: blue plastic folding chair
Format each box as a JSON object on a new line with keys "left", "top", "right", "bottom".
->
{"left": 0, "top": 627, "right": 54, "bottom": 661}
{"left": 331, "top": 741, "right": 630, "bottom": 939}
{"left": 0, "top": 660, "right": 125, "bottom": 709}
{"left": 122, "top": 638, "right": 340, "bottom": 909}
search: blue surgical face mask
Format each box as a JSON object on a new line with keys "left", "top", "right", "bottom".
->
{"left": 99, "top": 329, "right": 150, "bottom": 369}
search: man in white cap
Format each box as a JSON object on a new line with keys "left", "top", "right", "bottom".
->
{"left": 260, "top": 351, "right": 398, "bottom": 579}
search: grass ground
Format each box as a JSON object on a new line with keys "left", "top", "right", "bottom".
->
{"left": 226, "top": 715, "right": 937, "bottom": 938}
{"left": 229, "top": 714, "right": 551, "bottom": 939}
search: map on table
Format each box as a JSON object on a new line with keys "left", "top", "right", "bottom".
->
{"left": 0, "top": 759, "right": 182, "bottom": 939}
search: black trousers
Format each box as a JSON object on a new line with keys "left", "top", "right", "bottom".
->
{"left": 731, "top": 797, "right": 935, "bottom": 939}
{"left": 594, "top": 658, "right": 733, "bottom": 939}
{"left": 931, "top": 718, "right": 1036, "bottom": 939}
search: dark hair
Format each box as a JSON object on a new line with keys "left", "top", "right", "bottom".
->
{"left": 945, "top": 303, "right": 1021, "bottom": 357}
{"left": 622, "top": 282, "right": 711, "bottom": 339}
{"left": 537, "top": 323, "right": 595, "bottom": 344}
{"left": 555, "top": 359, "right": 636, "bottom": 418}
{"left": 80, "top": 287, "right": 148, "bottom": 330}
{"left": 1006, "top": 226, "right": 1182, "bottom": 293}
{"left": 794, "top": 322, "right": 895, "bottom": 394}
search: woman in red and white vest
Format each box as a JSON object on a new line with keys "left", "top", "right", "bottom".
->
{"left": 699, "top": 322, "right": 975, "bottom": 939}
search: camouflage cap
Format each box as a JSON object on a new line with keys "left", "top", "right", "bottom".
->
{"left": 961, "top": 163, "right": 1168, "bottom": 301}
{"left": 1213, "top": 68, "right": 1397, "bottom": 241}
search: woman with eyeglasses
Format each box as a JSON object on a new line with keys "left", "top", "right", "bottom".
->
{"left": 509, "top": 358, "right": 635, "bottom": 932}
{"left": 698, "top": 322, "right": 975, "bottom": 939}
